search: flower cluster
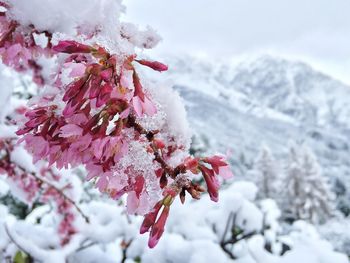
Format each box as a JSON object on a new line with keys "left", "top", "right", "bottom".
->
{"left": 0, "top": 138, "right": 78, "bottom": 245}
{"left": 0, "top": 2, "right": 234, "bottom": 248}
{"left": 0, "top": 3, "right": 52, "bottom": 85}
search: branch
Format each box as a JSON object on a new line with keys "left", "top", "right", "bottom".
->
{"left": 5, "top": 224, "right": 31, "bottom": 256}
{"left": 127, "top": 115, "right": 186, "bottom": 179}
{"left": 1, "top": 140, "right": 90, "bottom": 223}
{"left": 29, "top": 172, "right": 90, "bottom": 224}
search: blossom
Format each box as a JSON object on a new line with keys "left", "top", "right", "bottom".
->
{"left": 200, "top": 165, "right": 220, "bottom": 202}
{"left": 132, "top": 71, "right": 157, "bottom": 117}
{"left": 148, "top": 205, "right": 170, "bottom": 248}
{"left": 135, "top": 59, "right": 168, "bottom": 72}
{"left": 140, "top": 189, "right": 178, "bottom": 248}
{"left": 203, "top": 155, "right": 234, "bottom": 179}
{"left": 53, "top": 40, "right": 93, "bottom": 54}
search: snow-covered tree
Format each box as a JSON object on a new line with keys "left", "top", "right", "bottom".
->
{"left": 251, "top": 145, "right": 280, "bottom": 200}
{"left": 284, "top": 143, "right": 335, "bottom": 223}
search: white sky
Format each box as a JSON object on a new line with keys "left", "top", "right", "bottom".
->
{"left": 122, "top": 0, "right": 350, "bottom": 84}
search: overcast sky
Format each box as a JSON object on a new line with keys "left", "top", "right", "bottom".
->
{"left": 123, "top": 0, "right": 350, "bottom": 84}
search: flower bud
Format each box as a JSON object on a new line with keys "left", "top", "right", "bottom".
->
{"left": 53, "top": 41, "right": 93, "bottom": 54}
{"left": 135, "top": 59, "right": 168, "bottom": 72}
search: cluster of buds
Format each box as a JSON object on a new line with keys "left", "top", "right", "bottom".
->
{"left": 184, "top": 155, "right": 233, "bottom": 202}
{"left": 0, "top": 4, "right": 234, "bottom": 249}
{"left": 16, "top": 40, "right": 171, "bottom": 216}
{"left": 0, "top": 4, "right": 52, "bottom": 85}
{"left": 139, "top": 155, "right": 233, "bottom": 247}
{"left": 140, "top": 189, "right": 177, "bottom": 248}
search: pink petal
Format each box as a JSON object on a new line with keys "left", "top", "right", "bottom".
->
{"left": 143, "top": 96, "right": 157, "bottom": 116}
{"left": 126, "top": 191, "right": 139, "bottom": 214}
{"left": 218, "top": 165, "right": 234, "bottom": 179}
{"left": 60, "top": 124, "right": 83, "bottom": 137}
{"left": 132, "top": 96, "right": 143, "bottom": 117}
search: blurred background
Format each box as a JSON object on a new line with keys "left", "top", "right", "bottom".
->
{"left": 124, "top": 0, "right": 350, "bottom": 259}
{"left": 1, "top": 1, "right": 350, "bottom": 262}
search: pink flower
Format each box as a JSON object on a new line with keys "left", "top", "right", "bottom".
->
{"left": 132, "top": 95, "right": 157, "bottom": 117}
{"left": 184, "top": 156, "right": 200, "bottom": 174}
{"left": 200, "top": 165, "right": 220, "bottom": 202}
{"left": 140, "top": 201, "right": 162, "bottom": 234}
{"left": 135, "top": 59, "right": 168, "bottom": 72}
{"left": 148, "top": 206, "right": 170, "bottom": 248}
{"left": 53, "top": 40, "right": 93, "bottom": 54}
{"left": 96, "top": 83, "right": 113, "bottom": 107}
{"left": 66, "top": 62, "right": 86, "bottom": 78}
{"left": 203, "top": 155, "right": 234, "bottom": 179}
{"left": 132, "top": 71, "right": 157, "bottom": 117}
{"left": 60, "top": 124, "right": 83, "bottom": 138}
{"left": 140, "top": 192, "right": 176, "bottom": 248}
{"left": 22, "top": 135, "right": 50, "bottom": 163}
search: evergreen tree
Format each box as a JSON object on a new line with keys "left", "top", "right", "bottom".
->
{"left": 252, "top": 145, "right": 280, "bottom": 200}
{"left": 284, "top": 143, "right": 335, "bottom": 223}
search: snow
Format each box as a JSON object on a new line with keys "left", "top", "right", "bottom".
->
{"left": 0, "top": 1, "right": 349, "bottom": 262}
{"left": 0, "top": 179, "right": 9, "bottom": 197}
{"left": 7, "top": 0, "right": 124, "bottom": 36}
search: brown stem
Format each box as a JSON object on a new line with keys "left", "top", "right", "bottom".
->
{"left": 29, "top": 172, "right": 90, "bottom": 223}
{"left": 126, "top": 115, "right": 187, "bottom": 180}
{"left": 5, "top": 224, "right": 31, "bottom": 256}
{"left": 1, "top": 140, "right": 90, "bottom": 223}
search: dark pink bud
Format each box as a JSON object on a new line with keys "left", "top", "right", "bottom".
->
{"left": 200, "top": 165, "right": 219, "bottom": 202}
{"left": 140, "top": 201, "right": 162, "bottom": 234}
{"left": 203, "top": 155, "right": 233, "bottom": 179}
{"left": 83, "top": 113, "right": 100, "bottom": 134}
{"left": 136, "top": 59, "right": 168, "bottom": 72}
{"left": 153, "top": 139, "right": 165, "bottom": 149}
{"left": 203, "top": 156, "right": 227, "bottom": 173}
{"left": 148, "top": 206, "right": 170, "bottom": 248}
{"left": 134, "top": 176, "right": 145, "bottom": 198}
{"left": 53, "top": 41, "right": 93, "bottom": 54}
{"left": 155, "top": 168, "right": 164, "bottom": 178}
{"left": 96, "top": 83, "right": 113, "bottom": 107}
{"left": 132, "top": 71, "right": 145, "bottom": 100}
{"left": 63, "top": 77, "right": 87, "bottom": 102}
{"left": 25, "top": 108, "right": 47, "bottom": 118}
{"left": 24, "top": 115, "right": 48, "bottom": 128}
{"left": 88, "top": 75, "right": 102, "bottom": 100}
{"left": 100, "top": 68, "right": 113, "bottom": 82}
{"left": 184, "top": 157, "right": 200, "bottom": 174}
{"left": 16, "top": 126, "right": 33, "bottom": 136}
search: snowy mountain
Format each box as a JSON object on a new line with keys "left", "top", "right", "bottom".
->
{"left": 154, "top": 55, "right": 350, "bottom": 212}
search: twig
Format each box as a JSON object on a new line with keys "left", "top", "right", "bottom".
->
{"left": 1, "top": 141, "right": 90, "bottom": 223}
{"left": 5, "top": 223, "right": 31, "bottom": 256}
{"left": 30, "top": 172, "right": 90, "bottom": 224}
{"left": 127, "top": 115, "right": 186, "bottom": 180}
{"left": 120, "top": 239, "right": 132, "bottom": 263}
{"left": 75, "top": 240, "right": 97, "bottom": 252}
